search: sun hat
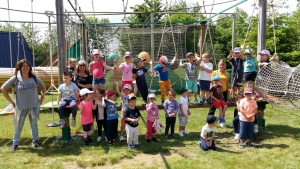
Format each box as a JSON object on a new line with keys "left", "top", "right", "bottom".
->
{"left": 123, "top": 84, "right": 132, "bottom": 90}
{"left": 80, "top": 88, "right": 94, "bottom": 96}
{"left": 92, "top": 49, "right": 100, "bottom": 55}
{"left": 212, "top": 76, "right": 220, "bottom": 81}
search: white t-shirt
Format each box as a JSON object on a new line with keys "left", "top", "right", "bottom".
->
{"left": 198, "top": 61, "right": 213, "bottom": 81}
{"left": 200, "top": 124, "right": 217, "bottom": 141}
{"left": 178, "top": 96, "right": 188, "bottom": 115}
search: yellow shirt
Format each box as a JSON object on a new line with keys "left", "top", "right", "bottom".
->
{"left": 212, "top": 70, "right": 229, "bottom": 92}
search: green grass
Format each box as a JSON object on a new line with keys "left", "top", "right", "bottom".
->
{"left": 0, "top": 93, "right": 299, "bottom": 169}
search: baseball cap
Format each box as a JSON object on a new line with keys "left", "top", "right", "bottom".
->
{"left": 147, "top": 93, "right": 156, "bottom": 99}
{"left": 212, "top": 76, "right": 220, "bottom": 81}
{"left": 186, "top": 52, "right": 194, "bottom": 58}
{"left": 79, "top": 88, "right": 94, "bottom": 96}
{"left": 106, "top": 90, "right": 115, "bottom": 97}
{"left": 123, "top": 51, "right": 132, "bottom": 57}
{"left": 259, "top": 49, "right": 270, "bottom": 56}
{"left": 180, "top": 87, "right": 188, "bottom": 94}
{"left": 244, "top": 87, "right": 253, "bottom": 94}
{"left": 134, "top": 58, "right": 146, "bottom": 64}
{"left": 233, "top": 47, "right": 241, "bottom": 53}
{"left": 92, "top": 49, "right": 100, "bottom": 55}
{"left": 159, "top": 56, "right": 168, "bottom": 64}
{"left": 244, "top": 49, "right": 251, "bottom": 54}
{"left": 206, "top": 115, "right": 220, "bottom": 124}
{"left": 128, "top": 93, "right": 136, "bottom": 100}
{"left": 123, "top": 84, "right": 132, "bottom": 90}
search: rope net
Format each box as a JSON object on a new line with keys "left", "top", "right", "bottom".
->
{"left": 256, "top": 61, "right": 300, "bottom": 110}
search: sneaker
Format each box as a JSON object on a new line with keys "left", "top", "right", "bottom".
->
{"left": 10, "top": 145, "right": 18, "bottom": 152}
{"left": 178, "top": 131, "right": 184, "bottom": 137}
{"left": 193, "top": 99, "right": 199, "bottom": 104}
{"left": 71, "top": 118, "right": 76, "bottom": 127}
{"left": 134, "top": 144, "right": 139, "bottom": 149}
{"left": 87, "top": 136, "right": 93, "bottom": 144}
{"left": 234, "top": 133, "right": 240, "bottom": 140}
{"left": 206, "top": 98, "right": 212, "bottom": 104}
{"left": 119, "top": 136, "right": 124, "bottom": 142}
{"left": 246, "top": 141, "right": 254, "bottom": 147}
{"left": 97, "top": 136, "right": 102, "bottom": 142}
{"left": 164, "top": 134, "right": 169, "bottom": 139}
{"left": 146, "top": 139, "right": 151, "bottom": 143}
{"left": 220, "top": 123, "right": 226, "bottom": 128}
{"left": 199, "top": 99, "right": 204, "bottom": 105}
{"left": 128, "top": 144, "right": 132, "bottom": 150}
{"left": 32, "top": 140, "right": 39, "bottom": 149}
{"left": 84, "top": 138, "right": 89, "bottom": 146}
{"left": 254, "top": 124, "right": 259, "bottom": 133}
{"left": 60, "top": 119, "right": 65, "bottom": 128}
{"left": 171, "top": 134, "right": 176, "bottom": 139}
{"left": 183, "top": 130, "right": 189, "bottom": 134}
{"left": 107, "top": 140, "right": 112, "bottom": 145}
{"left": 239, "top": 142, "right": 245, "bottom": 149}
{"left": 152, "top": 138, "right": 158, "bottom": 142}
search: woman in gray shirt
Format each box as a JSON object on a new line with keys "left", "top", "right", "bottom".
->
{"left": 1, "top": 59, "right": 46, "bottom": 151}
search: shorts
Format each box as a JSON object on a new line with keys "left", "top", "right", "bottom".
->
{"left": 179, "top": 114, "right": 188, "bottom": 126}
{"left": 82, "top": 123, "right": 92, "bottom": 132}
{"left": 199, "top": 80, "right": 211, "bottom": 91}
{"left": 186, "top": 79, "right": 198, "bottom": 93}
{"left": 93, "top": 77, "right": 106, "bottom": 85}
{"left": 231, "top": 75, "right": 243, "bottom": 87}
{"left": 244, "top": 72, "right": 257, "bottom": 82}
{"left": 212, "top": 99, "right": 227, "bottom": 109}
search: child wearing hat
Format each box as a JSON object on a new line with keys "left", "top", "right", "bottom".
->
{"left": 210, "top": 76, "right": 227, "bottom": 128}
{"left": 132, "top": 57, "right": 153, "bottom": 105}
{"left": 179, "top": 52, "right": 202, "bottom": 104}
{"left": 104, "top": 90, "right": 119, "bottom": 145}
{"left": 227, "top": 47, "right": 245, "bottom": 102}
{"left": 154, "top": 54, "right": 178, "bottom": 104}
{"left": 119, "top": 51, "right": 134, "bottom": 90}
{"left": 145, "top": 93, "right": 159, "bottom": 143}
{"left": 243, "top": 44, "right": 257, "bottom": 82}
{"left": 258, "top": 49, "right": 279, "bottom": 69}
{"left": 178, "top": 87, "right": 190, "bottom": 137}
{"left": 199, "top": 115, "right": 219, "bottom": 151}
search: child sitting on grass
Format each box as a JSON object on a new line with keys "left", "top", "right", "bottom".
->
{"left": 178, "top": 87, "right": 190, "bottom": 137}
{"left": 199, "top": 115, "right": 219, "bottom": 151}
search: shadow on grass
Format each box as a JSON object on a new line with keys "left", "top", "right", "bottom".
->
{"left": 258, "top": 143, "right": 289, "bottom": 149}
{"left": 264, "top": 124, "right": 299, "bottom": 139}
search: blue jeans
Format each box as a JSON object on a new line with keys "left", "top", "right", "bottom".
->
{"left": 58, "top": 98, "right": 77, "bottom": 119}
{"left": 13, "top": 106, "right": 39, "bottom": 145}
{"left": 199, "top": 137, "right": 216, "bottom": 151}
{"left": 233, "top": 115, "right": 240, "bottom": 133}
{"left": 93, "top": 77, "right": 106, "bottom": 85}
{"left": 137, "top": 82, "right": 149, "bottom": 102}
{"left": 239, "top": 121, "right": 254, "bottom": 140}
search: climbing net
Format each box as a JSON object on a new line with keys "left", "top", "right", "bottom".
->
{"left": 256, "top": 61, "right": 300, "bottom": 110}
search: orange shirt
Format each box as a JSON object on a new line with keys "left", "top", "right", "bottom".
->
{"left": 239, "top": 98, "right": 257, "bottom": 122}
{"left": 212, "top": 70, "right": 229, "bottom": 92}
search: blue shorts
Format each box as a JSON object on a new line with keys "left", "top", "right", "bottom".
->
{"left": 185, "top": 80, "right": 198, "bottom": 93}
{"left": 199, "top": 80, "right": 211, "bottom": 91}
{"left": 231, "top": 75, "right": 243, "bottom": 87}
{"left": 93, "top": 77, "right": 106, "bottom": 85}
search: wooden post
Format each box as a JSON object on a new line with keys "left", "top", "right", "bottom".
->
{"left": 199, "top": 22, "right": 207, "bottom": 57}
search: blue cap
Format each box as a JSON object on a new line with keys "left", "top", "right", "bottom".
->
{"left": 186, "top": 52, "right": 194, "bottom": 57}
{"left": 233, "top": 47, "right": 241, "bottom": 53}
{"left": 212, "top": 76, "right": 220, "bottom": 81}
{"left": 123, "top": 51, "right": 132, "bottom": 57}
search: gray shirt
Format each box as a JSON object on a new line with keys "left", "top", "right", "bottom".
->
{"left": 184, "top": 62, "right": 198, "bottom": 80}
{"left": 3, "top": 76, "right": 45, "bottom": 109}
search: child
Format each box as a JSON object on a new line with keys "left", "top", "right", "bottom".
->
{"left": 233, "top": 92, "right": 244, "bottom": 140}
{"left": 178, "top": 87, "right": 190, "bottom": 137}
{"left": 66, "top": 58, "right": 77, "bottom": 81}
{"left": 243, "top": 44, "right": 257, "bottom": 82}
{"left": 114, "top": 80, "right": 137, "bottom": 141}
{"left": 179, "top": 52, "right": 202, "bottom": 104}
{"left": 227, "top": 47, "right": 244, "bottom": 102}
{"left": 145, "top": 93, "right": 159, "bottom": 143}
{"left": 93, "top": 88, "right": 106, "bottom": 142}
{"left": 238, "top": 87, "right": 258, "bottom": 149}
{"left": 119, "top": 51, "right": 133, "bottom": 90}
{"left": 79, "top": 88, "right": 94, "bottom": 146}
{"left": 89, "top": 49, "right": 117, "bottom": 91}
{"left": 163, "top": 88, "right": 179, "bottom": 139}
{"left": 104, "top": 90, "right": 119, "bottom": 145}
{"left": 258, "top": 49, "right": 278, "bottom": 68}
{"left": 199, "top": 115, "right": 219, "bottom": 151}
{"left": 132, "top": 58, "right": 153, "bottom": 105}
{"left": 198, "top": 52, "right": 213, "bottom": 104}
{"left": 154, "top": 54, "right": 178, "bottom": 104}
{"left": 57, "top": 71, "right": 80, "bottom": 128}
{"left": 210, "top": 76, "right": 227, "bottom": 128}
{"left": 124, "top": 94, "right": 141, "bottom": 150}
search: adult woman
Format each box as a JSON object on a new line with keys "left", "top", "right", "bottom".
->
{"left": 75, "top": 60, "right": 93, "bottom": 91}
{"left": 1, "top": 59, "right": 46, "bottom": 151}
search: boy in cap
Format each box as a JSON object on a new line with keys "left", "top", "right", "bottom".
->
{"left": 132, "top": 57, "right": 153, "bottom": 105}
{"left": 104, "top": 90, "right": 119, "bottom": 145}
{"left": 243, "top": 44, "right": 257, "bottom": 82}
{"left": 154, "top": 54, "right": 178, "bottom": 104}
{"left": 227, "top": 47, "right": 245, "bottom": 102}
{"left": 258, "top": 49, "right": 279, "bottom": 68}
{"left": 199, "top": 115, "right": 219, "bottom": 151}
{"left": 66, "top": 58, "right": 77, "bottom": 82}
{"left": 179, "top": 52, "right": 202, "bottom": 104}
{"left": 178, "top": 87, "right": 190, "bottom": 137}
{"left": 124, "top": 93, "right": 141, "bottom": 150}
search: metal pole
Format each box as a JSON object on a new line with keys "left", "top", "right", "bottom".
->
{"left": 232, "top": 13, "right": 236, "bottom": 50}
{"left": 200, "top": 22, "right": 206, "bottom": 57}
{"left": 82, "top": 23, "right": 88, "bottom": 63}
{"left": 151, "top": 13, "right": 154, "bottom": 61}
{"left": 257, "top": 0, "right": 267, "bottom": 62}
{"left": 56, "top": 0, "right": 66, "bottom": 84}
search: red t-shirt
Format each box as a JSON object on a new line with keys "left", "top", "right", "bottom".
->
{"left": 80, "top": 100, "right": 94, "bottom": 125}
{"left": 89, "top": 60, "right": 104, "bottom": 78}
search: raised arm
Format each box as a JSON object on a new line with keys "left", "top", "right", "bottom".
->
{"left": 195, "top": 56, "right": 202, "bottom": 65}
{"left": 170, "top": 53, "right": 178, "bottom": 65}
{"left": 114, "top": 80, "right": 122, "bottom": 97}
{"left": 227, "top": 50, "right": 234, "bottom": 60}
{"left": 179, "top": 59, "right": 185, "bottom": 67}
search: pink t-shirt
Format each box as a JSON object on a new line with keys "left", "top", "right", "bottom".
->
{"left": 89, "top": 60, "right": 104, "bottom": 78}
{"left": 119, "top": 62, "right": 133, "bottom": 81}
{"left": 239, "top": 98, "right": 257, "bottom": 122}
{"left": 146, "top": 103, "right": 159, "bottom": 122}
{"left": 80, "top": 100, "right": 94, "bottom": 125}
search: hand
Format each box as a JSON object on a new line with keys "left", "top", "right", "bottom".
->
{"left": 149, "top": 60, "right": 153, "bottom": 65}
{"left": 245, "top": 43, "right": 250, "bottom": 49}
{"left": 114, "top": 79, "right": 118, "bottom": 85}
{"left": 206, "top": 141, "right": 211, "bottom": 147}
{"left": 209, "top": 140, "right": 213, "bottom": 147}
{"left": 198, "top": 66, "right": 204, "bottom": 70}
{"left": 230, "top": 50, "right": 234, "bottom": 56}
{"left": 39, "top": 97, "right": 44, "bottom": 105}
{"left": 114, "top": 59, "right": 118, "bottom": 64}
{"left": 174, "top": 53, "right": 178, "bottom": 58}
{"left": 10, "top": 101, "right": 16, "bottom": 108}
{"left": 181, "top": 113, "right": 185, "bottom": 117}
{"left": 216, "top": 99, "right": 220, "bottom": 103}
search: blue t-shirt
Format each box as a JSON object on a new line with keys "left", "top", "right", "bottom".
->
{"left": 230, "top": 57, "right": 243, "bottom": 75}
{"left": 244, "top": 57, "right": 257, "bottom": 73}
{"left": 105, "top": 100, "right": 119, "bottom": 120}
{"left": 154, "top": 62, "right": 171, "bottom": 80}
{"left": 58, "top": 82, "right": 78, "bottom": 100}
